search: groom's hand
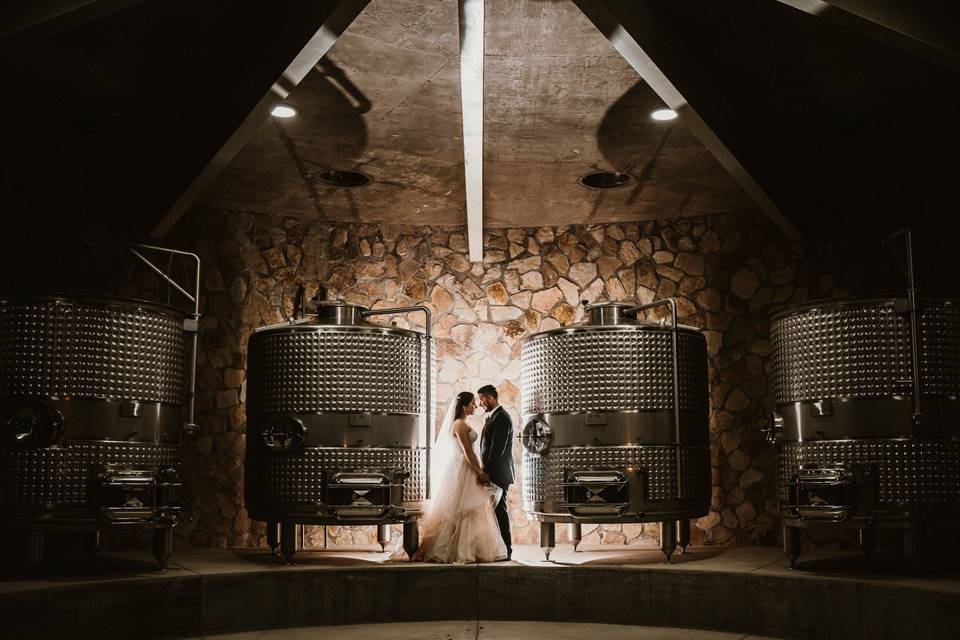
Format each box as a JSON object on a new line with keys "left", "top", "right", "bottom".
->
{"left": 477, "top": 471, "right": 491, "bottom": 485}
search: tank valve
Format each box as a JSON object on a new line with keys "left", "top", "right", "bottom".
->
{"left": 763, "top": 412, "right": 784, "bottom": 444}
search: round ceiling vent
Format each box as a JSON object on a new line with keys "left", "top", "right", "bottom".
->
{"left": 578, "top": 171, "right": 633, "bottom": 190}
{"left": 318, "top": 169, "right": 371, "bottom": 188}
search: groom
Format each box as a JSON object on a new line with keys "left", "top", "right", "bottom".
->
{"left": 476, "top": 384, "right": 514, "bottom": 559}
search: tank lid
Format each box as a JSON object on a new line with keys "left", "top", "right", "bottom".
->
{"left": 313, "top": 299, "right": 369, "bottom": 325}
{"left": 0, "top": 294, "right": 188, "bottom": 318}
{"left": 584, "top": 302, "right": 638, "bottom": 326}
{"left": 770, "top": 296, "right": 958, "bottom": 322}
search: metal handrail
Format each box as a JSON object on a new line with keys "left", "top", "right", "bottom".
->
{"left": 362, "top": 305, "right": 433, "bottom": 499}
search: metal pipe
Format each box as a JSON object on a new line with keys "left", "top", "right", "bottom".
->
{"left": 362, "top": 305, "right": 433, "bottom": 498}
{"left": 883, "top": 229, "right": 923, "bottom": 428}
{"left": 129, "top": 244, "right": 201, "bottom": 435}
{"left": 626, "top": 298, "right": 681, "bottom": 497}
{"left": 294, "top": 284, "right": 306, "bottom": 320}
{"left": 904, "top": 232, "right": 923, "bottom": 428}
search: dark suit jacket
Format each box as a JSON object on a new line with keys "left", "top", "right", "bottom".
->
{"left": 480, "top": 405, "right": 514, "bottom": 490}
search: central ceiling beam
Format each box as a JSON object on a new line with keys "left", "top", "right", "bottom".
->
{"left": 773, "top": 0, "right": 960, "bottom": 72}
{"left": 573, "top": 0, "right": 800, "bottom": 240}
{"left": 458, "top": 0, "right": 484, "bottom": 263}
{"left": 150, "top": 0, "right": 370, "bottom": 238}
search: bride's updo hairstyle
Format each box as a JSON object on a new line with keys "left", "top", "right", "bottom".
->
{"left": 454, "top": 391, "right": 474, "bottom": 419}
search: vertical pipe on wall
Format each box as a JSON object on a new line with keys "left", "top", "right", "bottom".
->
{"left": 361, "top": 306, "right": 433, "bottom": 498}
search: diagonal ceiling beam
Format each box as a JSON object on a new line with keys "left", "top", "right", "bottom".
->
{"left": 0, "top": 0, "right": 145, "bottom": 51}
{"left": 573, "top": 0, "right": 800, "bottom": 240}
{"left": 150, "top": 0, "right": 370, "bottom": 238}
{"left": 458, "top": 0, "right": 485, "bottom": 263}
{"left": 773, "top": 0, "right": 960, "bottom": 72}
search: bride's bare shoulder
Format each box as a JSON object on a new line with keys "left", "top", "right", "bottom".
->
{"left": 451, "top": 419, "right": 471, "bottom": 436}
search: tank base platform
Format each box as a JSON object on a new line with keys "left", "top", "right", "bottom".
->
{"left": 2, "top": 545, "right": 959, "bottom": 640}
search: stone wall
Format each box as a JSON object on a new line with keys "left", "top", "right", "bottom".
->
{"left": 180, "top": 207, "right": 856, "bottom": 549}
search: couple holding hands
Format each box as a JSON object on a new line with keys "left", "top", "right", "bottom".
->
{"left": 412, "top": 385, "right": 514, "bottom": 563}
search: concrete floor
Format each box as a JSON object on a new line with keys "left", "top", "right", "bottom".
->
{"left": 3, "top": 544, "right": 959, "bottom": 640}
{"left": 8, "top": 542, "right": 960, "bottom": 592}
{"left": 198, "top": 620, "right": 784, "bottom": 639}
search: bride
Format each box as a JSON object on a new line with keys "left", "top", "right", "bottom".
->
{"left": 411, "top": 391, "right": 508, "bottom": 563}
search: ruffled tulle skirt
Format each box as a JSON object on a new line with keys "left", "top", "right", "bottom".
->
{"left": 415, "top": 447, "right": 507, "bottom": 564}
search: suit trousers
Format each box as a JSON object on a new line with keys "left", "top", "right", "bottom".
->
{"left": 494, "top": 487, "right": 511, "bottom": 555}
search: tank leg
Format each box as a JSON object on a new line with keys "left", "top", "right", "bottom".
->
{"left": 570, "top": 523, "right": 582, "bottom": 552}
{"left": 266, "top": 522, "right": 281, "bottom": 556}
{"left": 153, "top": 528, "right": 174, "bottom": 569}
{"left": 660, "top": 521, "right": 677, "bottom": 563}
{"left": 540, "top": 522, "right": 555, "bottom": 561}
{"left": 377, "top": 524, "right": 391, "bottom": 552}
{"left": 784, "top": 525, "right": 802, "bottom": 569}
{"left": 83, "top": 531, "right": 101, "bottom": 557}
{"left": 25, "top": 530, "right": 44, "bottom": 574}
{"left": 678, "top": 519, "right": 691, "bottom": 552}
{"left": 859, "top": 528, "right": 876, "bottom": 559}
{"left": 903, "top": 525, "right": 921, "bottom": 571}
{"left": 280, "top": 522, "right": 297, "bottom": 564}
{"left": 403, "top": 521, "right": 419, "bottom": 560}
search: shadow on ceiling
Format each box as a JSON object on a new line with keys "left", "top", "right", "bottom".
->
{"left": 298, "top": 58, "right": 372, "bottom": 179}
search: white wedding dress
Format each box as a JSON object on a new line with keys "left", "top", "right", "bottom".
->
{"left": 415, "top": 413, "right": 508, "bottom": 564}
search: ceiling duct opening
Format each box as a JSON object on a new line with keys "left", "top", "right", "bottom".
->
{"left": 318, "top": 169, "right": 371, "bottom": 188}
{"left": 579, "top": 171, "right": 633, "bottom": 190}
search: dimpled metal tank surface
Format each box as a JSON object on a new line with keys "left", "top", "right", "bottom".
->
{"left": 0, "top": 294, "right": 193, "bottom": 569}
{"left": 244, "top": 294, "right": 431, "bottom": 562}
{"left": 769, "top": 297, "right": 960, "bottom": 567}
{"left": 520, "top": 299, "right": 710, "bottom": 561}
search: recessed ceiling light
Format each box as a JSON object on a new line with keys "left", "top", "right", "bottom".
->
{"left": 271, "top": 104, "right": 297, "bottom": 118}
{"left": 650, "top": 109, "right": 677, "bottom": 121}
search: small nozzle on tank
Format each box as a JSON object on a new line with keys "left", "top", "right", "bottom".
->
{"left": 312, "top": 283, "right": 328, "bottom": 303}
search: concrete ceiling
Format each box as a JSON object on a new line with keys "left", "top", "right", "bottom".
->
{"left": 198, "top": 0, "right": 755, "bottom": 227}
{"left": 2, "top": 0, "right": 959, "bottom": 256}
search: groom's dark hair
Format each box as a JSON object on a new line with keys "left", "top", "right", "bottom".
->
{"left": 477, "top": 384, "right": 498, "bottom": 399}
